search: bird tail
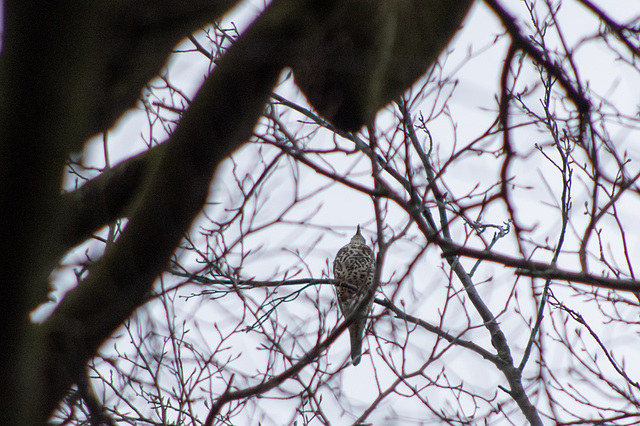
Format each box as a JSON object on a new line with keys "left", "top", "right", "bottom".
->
{"left": 349, "top": 324, "right": 364, "bottom": 366}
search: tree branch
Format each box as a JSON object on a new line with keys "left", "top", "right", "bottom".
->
{"left": 56, "top": 145, "right": 163, "bottom": 258}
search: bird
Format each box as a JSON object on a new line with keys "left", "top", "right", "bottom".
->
{"left": 333, "top": 225, "right": 376, "bottom": 366}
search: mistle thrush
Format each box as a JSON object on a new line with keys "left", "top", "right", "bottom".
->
{"left": 333, "top": 225, "right": 376, "bottom": 366}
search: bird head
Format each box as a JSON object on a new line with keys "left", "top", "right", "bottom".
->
{"left": 350, "top": 225, "right": 366, "bottom": 245}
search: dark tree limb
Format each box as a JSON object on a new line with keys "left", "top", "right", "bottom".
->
{"left": 57, "top": 145, "right": 164, "bottom": 258}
